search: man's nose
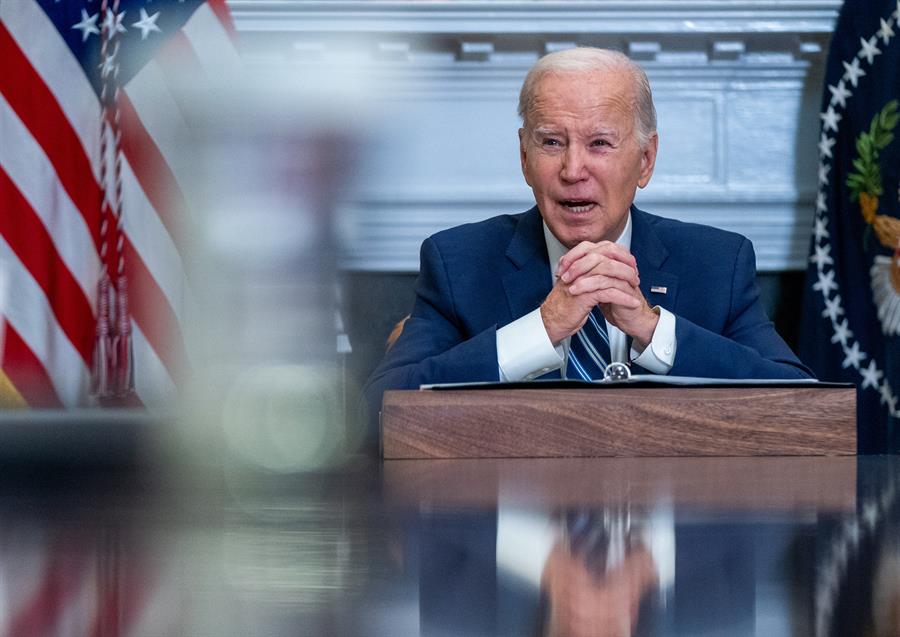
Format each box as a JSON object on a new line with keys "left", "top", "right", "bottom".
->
{"left": 560, "top": 144, "right": 588, "bottom": 182}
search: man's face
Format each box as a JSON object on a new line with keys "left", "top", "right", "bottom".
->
{"left": 519, "top": 69, "right": 658, "bottom": 249}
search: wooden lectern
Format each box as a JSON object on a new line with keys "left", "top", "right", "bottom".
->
{"left": 381, "top": 384, "right": 856, "bottom": 458}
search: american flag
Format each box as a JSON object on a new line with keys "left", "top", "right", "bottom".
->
{"left": 0, "top": 0, "right": 239, "bottom": 408}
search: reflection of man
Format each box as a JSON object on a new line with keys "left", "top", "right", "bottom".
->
{"left": 541, "top": 542, "right": 656, "bottom": 637}
{"left": 495, "top": 507, "right": 670, "bottom": 637}
{"left": 365, "top": 47, "right": 811, "bottom": 414}
{"left": 541, "top": 532, "right": 657, "bottom": 637}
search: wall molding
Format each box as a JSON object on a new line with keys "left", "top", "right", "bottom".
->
{"left": 230, "top": 0, "right": 840, "bottom": 272}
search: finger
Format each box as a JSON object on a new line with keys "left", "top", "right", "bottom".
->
{"left": 557, "top": 241, "right": 637, "bottom": 279}
{"left": 595, "top": 288, "right": 642, "bottom": 309}
{"left": 568, "top": 276, "right": 642, "bottom": 309}
{"left": 568, "top": 272, "right": 639, "bottom": 298}
{"left": 563, "top": 253, "right": 640, "bottom": 287}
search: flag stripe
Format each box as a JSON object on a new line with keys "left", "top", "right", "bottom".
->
{"left": 0, "top": 235, "right": 89, "bottom": 405}
{"left": 0, "top": 170, "right": 95, "bottom": 364}
{"left": 182, "top": 3, "right": 241, "bottom": 71}
{"left": 124, "top": 59, "right": 193, "bottom": 200}
{"left": 0, "top": 94, "right": 99, "bottom": 305}
{"left": 5, "top": 549, "right": 89, "bottom": 637}
{"left": 0, "top": 22, "right": 102, "bottom": 247}
{"left": 120, "top": 157, "right": 186, "bottom": 327}
{"left": 124, "top": 238, "right": 185, "bottom": 383}
{"left": 118, "top": 90, "right": 187, "bottom": 255}
{"left": 158, "top": 30, "right": 205, "bottom": 77}
{"left": 207, "top": 0, "right": 237, "bottom": 38}
{"left": 0, "top": 0, "right": 100, "bottom": 179}
{"left": 131, "top": 322, "right": 177, "bottom": 408}
{"left": 0, "top": 325, "right": 63, "bottom": 408}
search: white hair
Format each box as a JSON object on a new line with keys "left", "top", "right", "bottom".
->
{"left": 518, "top": 47, "right": 657, "bottom": 147}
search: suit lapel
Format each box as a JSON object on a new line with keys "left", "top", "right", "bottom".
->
{"left": 630, "top": 206, "right": 679, "bottom": 312}
{"left": 501, "top": 207, "right": 553, "bottom": 323}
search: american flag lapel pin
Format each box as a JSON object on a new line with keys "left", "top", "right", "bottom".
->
{"left": 650, "top": 285, "right": 668, "bottom": 294}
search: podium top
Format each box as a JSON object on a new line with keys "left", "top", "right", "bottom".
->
{"left": 421, "top": 376, "right": 853, "bottom": 390}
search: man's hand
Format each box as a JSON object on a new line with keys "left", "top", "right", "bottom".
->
{"left": 541, "top": 242, "right": 659, "bottom": 349}
{"left": 541, "top": 542, "right": 658, "bottom": 637}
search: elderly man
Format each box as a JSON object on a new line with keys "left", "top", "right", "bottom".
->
{"left": 364, "top": 47, "right": 811, "bottom": 416}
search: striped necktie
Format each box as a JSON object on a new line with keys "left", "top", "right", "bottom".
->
{"left": 566, "top": 307, "right": 611, "bottom": 380}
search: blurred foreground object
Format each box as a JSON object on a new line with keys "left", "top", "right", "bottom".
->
{"left": 172, "top": 61, "right": 372, "bottom": 474}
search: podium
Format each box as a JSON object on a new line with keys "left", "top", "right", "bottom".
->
{"left": 381, "top": 383, "right": 856, "bottom": 458}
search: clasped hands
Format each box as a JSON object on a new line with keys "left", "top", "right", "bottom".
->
{"left": 540, "top": 241, "right": 659, "bottom": 351}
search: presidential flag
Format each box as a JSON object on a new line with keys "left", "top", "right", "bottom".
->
{"left": 800, "top": 0, "right": 900, "bottom": 453}
{"left": 0, "top": 0, "right": 239, "bottom": 408}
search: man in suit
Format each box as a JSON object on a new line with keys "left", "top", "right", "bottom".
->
{"left": 364, "top": 47, "right": 811, "bottom": 421}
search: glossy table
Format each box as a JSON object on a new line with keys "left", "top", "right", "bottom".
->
{"left": 0, "top": 453, "right": 897, "bottom": 636}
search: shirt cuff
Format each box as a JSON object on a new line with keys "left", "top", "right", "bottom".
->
{"left": 631, "top": 306, "right": 676, "bottom": 374}
{"left": 497, "top": 308, "right": 565, "bottom": 381}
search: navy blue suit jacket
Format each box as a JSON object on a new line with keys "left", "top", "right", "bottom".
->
{"left": 365, "top": 206, "right": 812, "bottom": 418}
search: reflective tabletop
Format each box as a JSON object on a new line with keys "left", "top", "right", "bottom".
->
{"left": 1, "top": 454, "right": 897, "bottom": 637}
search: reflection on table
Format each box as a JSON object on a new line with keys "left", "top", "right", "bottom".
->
{"left": 0, "top": 456, "right": 897, "bottom": 636}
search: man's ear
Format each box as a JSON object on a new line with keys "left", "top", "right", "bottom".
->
{"left": 637, "top": 132, "right": 658, "bottom": 189}
{"left": 519, "top": 128, "right": 532, "bottom": 187}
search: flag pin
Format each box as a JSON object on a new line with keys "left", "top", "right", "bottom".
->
{"left": 650, "top": 286, "right": 667, "bottom": 294}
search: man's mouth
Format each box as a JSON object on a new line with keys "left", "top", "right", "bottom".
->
{"left": 560, "top": 200, "right": 596, "bottom": 213}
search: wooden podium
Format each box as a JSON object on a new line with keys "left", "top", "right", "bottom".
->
{"left": 381, "top": 384, "right": 856, "bottom": 459}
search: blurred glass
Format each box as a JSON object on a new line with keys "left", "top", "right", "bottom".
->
{"left": 165, "top": 61, "right": 375, "bottom": 476}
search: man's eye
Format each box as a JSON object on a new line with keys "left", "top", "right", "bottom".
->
{"left": 542, "top": 138, "right": 563, "bottom": 147}
{"left": 590, "top": 139, "right": 608, "bottom": 148}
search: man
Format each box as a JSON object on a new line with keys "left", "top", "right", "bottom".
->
{"left": 364, "top": 47, "right": 811, "bottom": 419}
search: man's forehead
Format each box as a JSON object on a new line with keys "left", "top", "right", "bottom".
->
{"left": 530, "top": 122, "right": 620, "bottom": 138}
{"left": 529, "top": 73, "right": 635, "bottom": 116}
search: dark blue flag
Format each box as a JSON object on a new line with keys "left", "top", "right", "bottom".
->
{"left": 800, "top": 0, "right": 900, "bottom": 453}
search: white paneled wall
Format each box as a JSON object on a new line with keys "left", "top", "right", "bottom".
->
{"left": 230, "top": 1, "right": 841, "bottom": 271}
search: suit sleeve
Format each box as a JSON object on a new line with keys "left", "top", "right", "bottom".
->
{"left": 668, "top": 238, "right": 814, "bottom": 379}
{"left": 362, "top": 237, "right": 501, "bottom": 423}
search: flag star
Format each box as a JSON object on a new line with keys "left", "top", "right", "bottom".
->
{"left": 828, "top": 80, "right": 852, "bottom": 109}
{"left": 813, "top": 215, "right": 829, "bottom": 241}
{"left": 820, "top": 105, "right": 842, "bottom": 132}
{"left": 860, "top": 359, "right": 883, "bottom": 389}
{"left": 102, "top": 9, "right": 127, "bottom": 35}
{"left": 879, "top": 380, "right": 897, "bottom": 409}
{"left": 811, "top": 243, "right": 834, "bottom": 268}
{"left": 877, "top": 18, "right": 895, "bottom": 44}
{"left": 858, "top": 36, "right": 882, "bottom": 64}
{"left": 843, "top": 57, "right": 866, "bottom": 87}
{"left": 841, "top": 341, "right": 865, "bottom": 369}
{"left": 816, "top": 270, "right": 839, "bottom": 297}
{"left": 818, "top": 163, "right": 831, "bottom": 185}
{"left": 822, "top": 293, "right": 843, "bottom": 321}
{"left": 829, "top": 317, "right": 851, "bottom": 344}
{"left": 71, "top": 9, "right": 99, "bottom": 42}
{"left": 816, "top": 193, "right": 829, "bottom": 215}
{"left": 132, "top": 8, "right": 161, "bottom": 40}
{"left": 818, "top": 132, "right": 836, "bottom": 158}
{"left": 99, "top": 50, "right": 118, "bottom": 78}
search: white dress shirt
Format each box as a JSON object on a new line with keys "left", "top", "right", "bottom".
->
{"left": 495, "top": 505, "right": 675, "bottom": 596}
{"left": 496, "top": 212, "right": 677, "bottom": 381}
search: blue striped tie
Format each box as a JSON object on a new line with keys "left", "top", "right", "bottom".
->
{"left": 566, "top": 307, "right": 611, "bottom": 380}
